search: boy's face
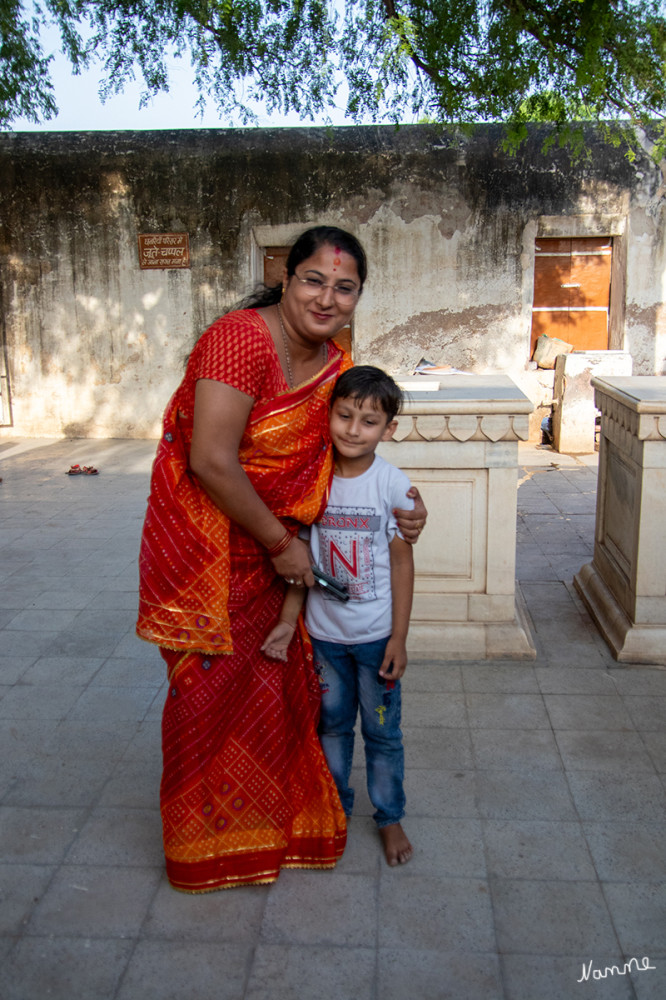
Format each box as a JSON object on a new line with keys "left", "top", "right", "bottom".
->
{"left": 329, "top": 395, "right": 397, "bottom": 464}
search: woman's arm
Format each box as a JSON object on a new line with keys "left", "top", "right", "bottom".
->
{"left": 189, "top": 378, "right": 314, "bottom": 583}
{"left": 394, "top": 486, "right": 427, "bottom": 545}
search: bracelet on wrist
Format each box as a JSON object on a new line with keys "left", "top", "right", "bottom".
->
{"left": 267, "top": 529, "right": 293, "bottom": 558}
{"left": 279, "top": 618, "right": 297, "bottom": 631}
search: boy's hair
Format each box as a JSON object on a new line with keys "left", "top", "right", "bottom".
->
{"left": 331, "top": 365, "right": 403, "bottom": 423}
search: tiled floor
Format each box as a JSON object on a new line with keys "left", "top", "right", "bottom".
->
{"left": 1, "top": 437, "right": 664, "bottom": 1000}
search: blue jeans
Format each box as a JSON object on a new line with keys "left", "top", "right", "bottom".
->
{"left": 311, "top": 636, "right": 405, "bottom": 829}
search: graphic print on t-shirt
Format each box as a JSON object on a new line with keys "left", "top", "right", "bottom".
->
{"left": 318, "top": 506, "right": 381, "bottom": 601}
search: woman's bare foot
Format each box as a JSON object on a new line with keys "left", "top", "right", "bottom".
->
{"left": 379, "top": 822, "right": 413, "bottom": 866}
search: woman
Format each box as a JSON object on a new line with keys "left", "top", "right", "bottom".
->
{"left": 137, "top": 226, "right": 425, "bottom": 892}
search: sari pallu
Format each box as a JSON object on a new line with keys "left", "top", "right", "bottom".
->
{"left": 138, "top": 345, "right": 351, "bottom": 892}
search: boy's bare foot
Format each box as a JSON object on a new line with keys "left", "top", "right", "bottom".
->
{"left": 379, "top": 822, "right": 413, "bottom": 866}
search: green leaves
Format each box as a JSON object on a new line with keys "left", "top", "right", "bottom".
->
{"left": 2, "top": 0, "right": 665, "bottom": 158}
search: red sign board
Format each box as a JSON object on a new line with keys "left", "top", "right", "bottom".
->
{"left": 138, "top": 233, "right": 190, "bottom": 269}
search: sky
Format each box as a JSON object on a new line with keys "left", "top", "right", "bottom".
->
{"left": 8, "top": 21, "right": 368, "bottom": 133}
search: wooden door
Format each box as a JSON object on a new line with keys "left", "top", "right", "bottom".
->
{"left": 263, "top": 246, "right": 353, "bottom": 356}
{"left": 530, "top": 237, "right": 612, "bottom": 357}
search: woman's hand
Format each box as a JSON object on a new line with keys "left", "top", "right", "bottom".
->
{"left": 394, "top": 486, "right": 427, "bottom": 545}
{"left": 271, "top": 536, "right": 315, "bottom": 587}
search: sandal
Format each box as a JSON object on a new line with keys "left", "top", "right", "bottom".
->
{"left": 82, "top": 466, "right": 99, "bottom": 475}
{"left": 66, "top": 464, "right": 82, "bottom": 476}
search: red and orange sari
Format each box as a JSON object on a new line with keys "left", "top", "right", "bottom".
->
{"left": 137, "top": 310, "right": 350, "bottom": 892}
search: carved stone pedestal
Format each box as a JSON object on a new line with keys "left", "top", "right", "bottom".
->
{"left": 379, "top": 375, "right": 535, "bottom": 660}
{"left": 574, "top": 376, "right": 666, "bottom": 665}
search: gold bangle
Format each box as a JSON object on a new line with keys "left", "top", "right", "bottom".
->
{"left": 278, "top": 618, "right": 297, "bottom": 631}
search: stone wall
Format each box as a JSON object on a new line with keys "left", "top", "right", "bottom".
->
{"left": 0, "top": 125, "right": 664, "bottom": 438}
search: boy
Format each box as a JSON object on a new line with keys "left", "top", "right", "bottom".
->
{"left": 262, "top": 366, "right": 415, "bottom": 866}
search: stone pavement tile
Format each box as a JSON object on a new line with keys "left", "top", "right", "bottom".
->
{"left": 515, "top": 559, "right": 560, "bottom": 582}
{"left": 0, "top": 629, "right": 62, "bottom": 659}
{"left": 466, "top": 693, "right": 550, "bottom": 729}
{"left": 405, "top": 661, "right": 464, "bottom": 692}
{"left": 0, "top": 863, "right": 57, "bottom": 934}
{"left": 544, "top": 693, "right": 635, "bottom": 731}
{"left": 482, "top": 819, "right": 597, "bottom": 880}
{"left": 583, "top": 822, "right": 665, "bottom": 881}
{"left": 607, "top": 669, "right": 666, "bottom": 696}
{"left": 0, "top": 609, "right": 20, "bottom": 628}
{"left": 556, "top": 731, "right": 657, "bottom": 773}
{"left": 26, "top": 864, "right": 162, "bottom": 938}
{"left": 461, "top": 663, "right": 539, "bottom": 693}
{"left": 70, "top": 608, "right": 137, "bottom": 637}
{"left": 86, "top": 589, "right": 142, "bottom": 610}
{"left": 501, "top": 954, "right": 634, "bottom": 1000}
{"left": 97, "top": 757, "right": 161, "bottom": 810}
{"left": 47, "top": 718, "right": 140, "bottom": 761}
{"left": 643, "top": 732, "right": 666, "bottom": 773}
{"left": 143, "top": 876, "right": 269, "bottom": 942}
{"left": 623, "top": 696, "right": 666, "bottom": 732}
{"left": 344, "top": 767, "right": 373, "bottom": 816}
{"left": 520, "top": 579, "right": 586, "bottom": 616}
{"left": 517, "top": 495, "right": 560, "bottom": 515}
{"left": 536, "top": 666, "right": 620, "bottom": 695}
{"left": 0, "top": 655, "right": 36, "bottom": 684}
{"left": 378, "top": 875, "right": 495, "bottom": 952}
{"left": 0, "top": 682, "right": 84, "bottom": 721}
{"left": 405, "top": 767, "right": 478, "bottom": 818}
{"left": 67, "top": 684, "right": 157, "bottom": 723}
{"left": 403, "top": 726, "right": 474, "bottom": 770}
{"left": 389, "top": 816, "right": 486, "bottom": 879}
{"left": 260, "top": 871, "right": 376, "bottom": 946}
{"left": 377, "top": 948, "right": 503, "bottom": 1000}
{"left": 65, "top": 807, "right": 163, "bottom": 867}
{"left": 121, "top": 720, "right": 162, "bottom": 761}
{"left": 0, "top": 806, "right": 84, "bottom": 864}
{"left": 332, "top": 815, "right": 381, "bottom": 874}
{"left": 245, "top": 944, "right": 376, "bottom": 1000}
{"left": 117, "top": 940, "right": 253, "bottom": 1000}
{"left": 476, "top": 768, "right": 577, "bottom": 821}
{"left": 566, "top": 771, "right": 666, "bottom": 823}
{"left": 46, "top": 629, "right": 126, "bottom": 658}
{"left": 633, "top": 960, "right": 666, "bottom": 1000}
{"left": 403, "top": 691, "right": 467, "bottom": 727}
{"left": 113, "top": 630, "right": 152, "bottom": 658}
{"left": 536, "top": 642, "right": 612, "bottom": 671}
{"left": 4, "top": 752, "right": 113, "bottom": 807}
{"left": 491, "top": 878, "right": 619, "bottom": 955}
{"left": 471, "top": 729, "right": 563, "bottom": 771}
{"left": 2, "top": 936, "right": 134, "bottom": 1000}
{"left": 90, "top": 656, "right": 163, "bottom": 689}
{"left": 19, "top": 655, "right": 105, "bottom": 686}
{"left": 551, "top": 494, "right": 598, "bottom": 514}
{"left": 602, "top": 882, "right": 666, "bottom": 955}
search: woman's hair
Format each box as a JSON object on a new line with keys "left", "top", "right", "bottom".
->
{"left": 236, "top": 226, "right": 367, "bottom": 310}
{"left": 331, "top": 365, "right": 403, "bottom": 423}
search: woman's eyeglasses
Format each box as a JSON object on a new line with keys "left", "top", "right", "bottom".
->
{"left": 293, "top": 273, "right": 360, "bottom": 301}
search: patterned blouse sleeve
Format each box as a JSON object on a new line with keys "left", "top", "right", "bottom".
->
{"left": 189, "top": 312, "right": 273, "bottom": 399}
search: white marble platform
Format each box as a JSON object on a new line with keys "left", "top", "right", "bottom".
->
{"left": 380, "top": 375, "right": 536, "bottom": 660}
{"left": 574, "top": 376, "right": 666, "bottom": 665}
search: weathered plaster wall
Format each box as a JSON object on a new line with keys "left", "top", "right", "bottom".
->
{"left": 0, "top": 125, "right": 663, "bottom": 438}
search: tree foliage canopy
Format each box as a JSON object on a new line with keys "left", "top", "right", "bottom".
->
{"left": 2, "top": 0, "right": 666, "bottom": 155}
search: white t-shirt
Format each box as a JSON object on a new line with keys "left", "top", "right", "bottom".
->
{"left": 305, "top": 454, "right": 413, "bottom": 645}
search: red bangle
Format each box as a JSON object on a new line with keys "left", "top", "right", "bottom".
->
{"left": 267, "top": 529, "right": 293, "bottom": 558}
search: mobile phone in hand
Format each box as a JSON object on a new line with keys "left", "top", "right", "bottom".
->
{"left": 312, "top": 566, "right": 349, "bottom": 602}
